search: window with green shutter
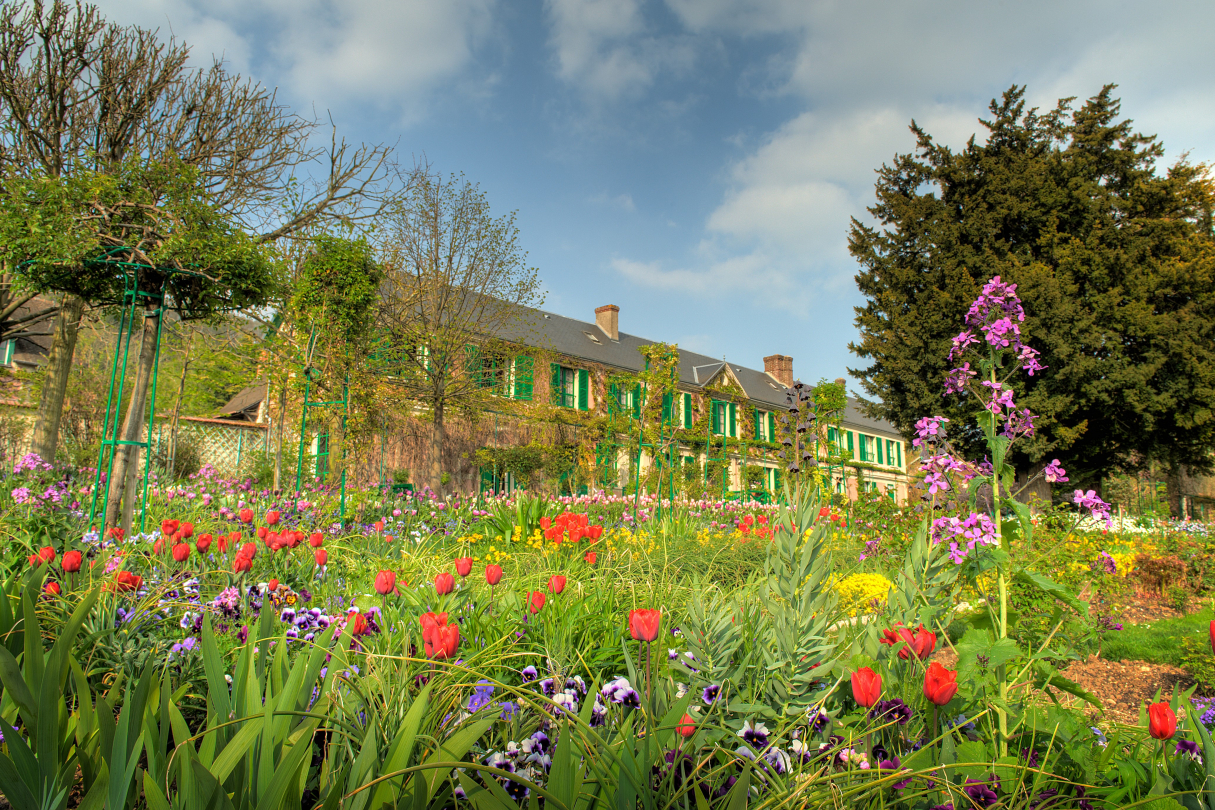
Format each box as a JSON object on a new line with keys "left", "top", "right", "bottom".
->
{"left": 846, "top": 431, "right": 854, "bottom": 456}
{"left": 754, "top": 410, "right": 762, "bottom": 439}
{"left": 728, "top": 403, "right": 737, "bottom": 437}
{"left": 896, "top": 442, "right": 902, "bottom": 468}
{"left": 767, "top": 411, "right": 776, "bottom": 442}
{"left": 513, "top": 355, "right": 534, "bottom": 401}
{"left": 551, "top": 364, "right": 577, "bottom": 408}
{"left": 631, "top": 383, "right": 641, "bottom": 419}
{"left": 683, "top": 393, "right": 693, "bottom": 428}
{"left": 661, "top": 393, "right": 672, "bottom": 422}
{"left": 578, "top": 369, "right": 589, "bottom": 411}
{"left": 858, "top": 433, "right": 868, "bottom": 461}
{"left": 876, "top": 436, "right": 884, "bottom": 464}
{"left": 710, "top": 401, "right": 725, "bottom": 435}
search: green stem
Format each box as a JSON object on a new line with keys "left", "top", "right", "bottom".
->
{"left": 990, "top": 362, "right": 1010, "bottom": 758}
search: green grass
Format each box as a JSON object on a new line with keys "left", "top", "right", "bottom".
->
{"left": 1101, "top": 607, "right": 1214, "bottom": 666}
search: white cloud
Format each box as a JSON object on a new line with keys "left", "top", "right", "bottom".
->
{"left": 100, "top": 0, "right": 498, "bottom": 119}
{"left": 545, "top": 0, "right": 694, "bottom": 100}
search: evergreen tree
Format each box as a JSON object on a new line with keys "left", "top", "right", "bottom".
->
{"left": 849, "top": 85, "right": 1215, "bottom": 496}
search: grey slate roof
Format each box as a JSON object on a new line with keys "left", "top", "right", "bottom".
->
{"left": 519, "top": 306, "right": 902, "bottom": 439}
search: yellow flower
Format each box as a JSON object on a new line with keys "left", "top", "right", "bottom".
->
{"left": 833, "top": 572, "right": 893, "bottom": 617}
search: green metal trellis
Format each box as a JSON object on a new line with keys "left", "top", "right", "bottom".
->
{"left": 294, "top": 328, "right": 350, "bottom": 519}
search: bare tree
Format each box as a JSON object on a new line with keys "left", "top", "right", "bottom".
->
{"left": 0, "top": 0, "right": 399, "bottom": 465}
{"left": 379, "top": 168, "right": 544, "bottom": 493}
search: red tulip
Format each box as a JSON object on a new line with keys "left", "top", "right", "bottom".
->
{"left": 455, "top": 557, "right": 473, "bottom": 577}
{"left": 171, "top": 544, "right": 190, "bottom": 563}
{"left": 180, "top": 522, "right": 194, "bottom": 538}
{"left": 923, "top": 662, "right": 958, "bottom": 706}
{"left": 107, "top": 526, "right": 124, "bottom": 541}
{"left": 851, "top": 667, "right": 882, "bottom": 708}
{"left": 588, "top": 525, "right": 603, "bottom": 541}
{"left": 265, "top": 510, "right": 280, "bottom": 525}
{"left": 1148, "top": 702, "right": 1177, "bottom": 740}
{"left": 229, "top": 531, "right": 242, "bottom": 544}
{"left": 161, "top": 519, "right": 180, "bottom": 536}
{"left": 314, "top": 548, "right": 328, "bottom": 567}
{"left": 44, "top": 580, "right": 60, "bottom": 596}
{"left": 310, "top": 532, "right": 324, "bottom": 547}
{"left": 485, "top": 564, "right": 503, "bottom": 586}
{"left": 881, "top": 623, "right": 936, "bottom": 661}
{"left": 233, "top": 554, "right": 252, "bottom": 573}
{"left": 435, "top": 572, "right": 454, "bottom": 595}
{"left": 429, "top": 623, "right": 460, "bottom": 659}
{"left": 217, "top": 535, "right": 230, "bottom": 553}
{"left": 374, "top": 520, "right": 385, "bottom": 532}
{"left": 239, "top": 508, "right": 253, "bottom": 524}
{"left": 38, "top": 546, "right": 56, "bottom": 565}
{"left": 548, "top": 575, "right": 566, "bottom": 594}
{"left": 1209, "top": 620, "right": 1215, "bottom": 655}
{"left": 584, "top": 551, "right": 597, "bottom": 565}
{"left": 196, "top": 534, "right": 212, "bottom": 554}
{"left": 241, "top": 542, "right": 257, "bottom": 559}
{"left": 61, "top": 550, "right": 82, "bottom": 573}
{"left": 420, "top": 611, "right": 448, "bottom": 639}
{"left": 529, "top": 590, "right": 546, "bottom": 614}
{"left": 349, "top": 611, "right": 369, "bottom": 636}
{"left": 540, "top": 517, "right": 551, "bottom": 530}
{"left": 115, "top": 571, "right": 142, "bottom": 592}
{"left": 676, "top": 713, "right": 696, "bottom": 739}
{"left": 628, "top": 608, "right": 662, "bottom": 642}
{"left": 257, "top": 526, "right": 268, "bottom": 541}
{"left": 27, "top": 554, "right": 39, "bottom": 567}
{"left": 375, "top": 570, "right": 397, "bottom": 596}
{"left": 268, "top": 578, "right": 279, "bottom": 591}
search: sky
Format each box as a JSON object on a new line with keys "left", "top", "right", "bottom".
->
{"left": 100, "top": 0, "right": 1215, "bottom": 392}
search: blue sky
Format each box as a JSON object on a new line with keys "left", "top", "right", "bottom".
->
{"left": 102, "top": 0, "right": 1215, "bottom": 392}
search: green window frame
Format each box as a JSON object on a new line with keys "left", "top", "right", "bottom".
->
{"left": 550, "top": 364, "right": 577, "bottom": 408}
{"left": 876, "top": 436, "right": 884, "bottom": 464}
{"left": 728, "top": 403, "right": 737, "bottom": 437}
{"left": 661, "top": 392, "right": 672, "bottom": 422}
{"left": 846, "top": 430, "right": 854, "bottom": 456}
{"left": 682, "top": 393, "right": 693, "bottom": 428}
{"left": 896, "top": 441, "right": 902, "bottom": 468}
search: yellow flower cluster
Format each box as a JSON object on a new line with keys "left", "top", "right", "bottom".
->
{"left": 834, "top": 572, "right": 893, "bottom": 617}
{"left": 473, "top": 545, "right": 511, "bottom": 564}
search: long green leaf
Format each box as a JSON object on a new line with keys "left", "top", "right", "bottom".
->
{"left": 257, "top": 717, "right": 320, "bottom": 810}
{"left": 209, "top": 716, "right": 265, "bottom": 783}
{"left": 368, "top": 681, "right": 433, "bottom": 808}
{"left": 422, "top": 714, "right": 498, "bottom": 800}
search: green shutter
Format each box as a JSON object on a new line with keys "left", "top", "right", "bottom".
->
{"left": 513, "top": 355, "right": 534, "bottom": 401}
{"left": 753, "top": 410, "right": 761, "bottom": 439}
{"left": 608, "top": 382, "right": 619, "bottom": 414}
{"left": 896, "top": 442, "right": 902, "bottom": 468}
{"left": 466, "top": 345, "right": 482, "bottom": 386}
{"left": 729, "top": 403, "right": 737, "bottom": 437}
{"left": 632, "top": 383, "right": 641, "bottom": 419}
{"left": 846, "top": 431, "right": 854, "bottom": 456}
{"left": 550, "top": 363, "right": 561, "bottom": 406}
{"left": 661, "top": 393, "right": 672, "bottom": 422}
{"left": 578, "top": 368, "right": 589, "bottom": 411}
{"left": 683, "top": 393, "right": 692, "bottom": 428}
{"left": 767, "top": 412, "right": 775, "bottom": 442}
{"left": 877, "top": 436, "right": 884, "bottom": 464}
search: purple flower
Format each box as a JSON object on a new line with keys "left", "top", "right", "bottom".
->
{"left": 963, "top": 776, "right": 999, "bottom": 808}
{"left": 1176, "top": 739, "right": 1201, "bottom": 758}
{"left": 912, "top": 416, "right": 950, "bottom": 448}
{"left": 1073, "top": 489, "right": 1112, "bottom": 526}
{"left": 870, "top": 699, "right": 912, "bottom": 726}
{"left": 949, "top": 331, "right": 979, "bottom": 361}
{"left": 944, "top": 362, "right": 976, "bottom": 394}
{"left": 702, "top": 684, "right": 721, "bottom": 705}
{"left": 1043, "top": 459, "right": 1068, "bottom": 483}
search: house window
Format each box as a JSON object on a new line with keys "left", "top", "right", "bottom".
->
{"left": 754, "top": 410, "right": 768, "bottom": 440}
{"left": 551, "top": 365, "right": 589, "bottom": 410}
{"left": 710, "top": 401, "right": 737, "bottom": 437}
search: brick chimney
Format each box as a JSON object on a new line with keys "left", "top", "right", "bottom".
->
{"left": 764, "top": 354, "right": 793, "bottom": 387}
{"left": 595, "top": 304, "right": 619, "bottom": 341}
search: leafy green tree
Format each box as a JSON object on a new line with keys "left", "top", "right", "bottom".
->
{"left": 849, "top": 85, "right": 1215, "bottom": 502}
{"left": 379, "top": 169, "right": 543, "bottom": 493}
{"left": 0, "top": 158, "right": 274, "bottom": 525}
{"left": 0, "top": 0, "right": 396, "bottom": 463}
